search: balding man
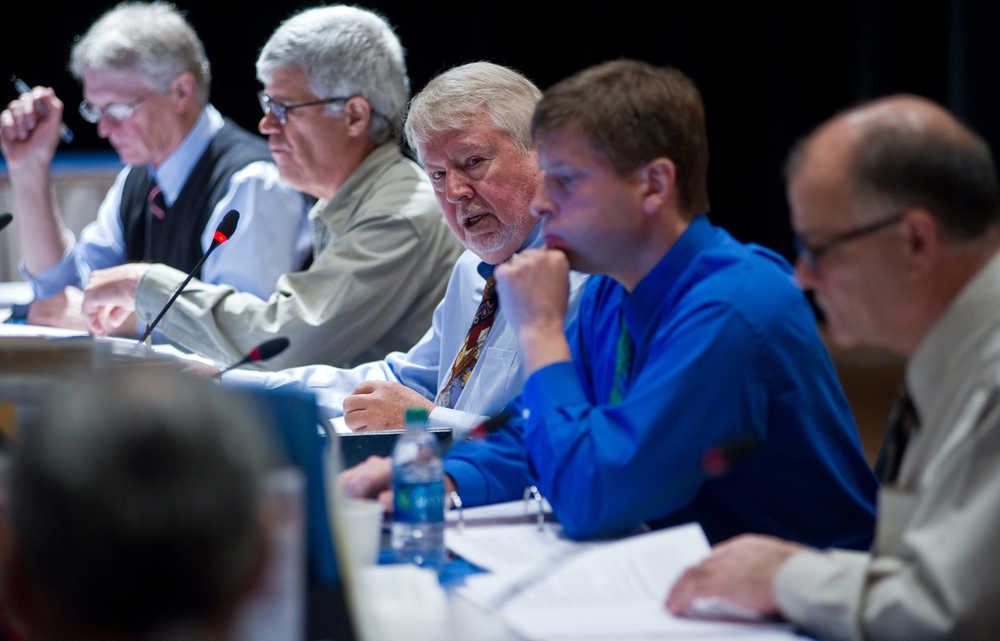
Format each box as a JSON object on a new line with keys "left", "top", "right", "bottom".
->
{"left": 668, "top": 96, "right": 1000, "bottom": 640}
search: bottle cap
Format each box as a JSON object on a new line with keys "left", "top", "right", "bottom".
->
{"left": 404, "top": 407, "right": 429, "bottom": 423}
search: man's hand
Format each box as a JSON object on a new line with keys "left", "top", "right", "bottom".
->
{"left": 0, "top": 87, "right": 64, "bottom": 171}
{"left": 342, "top": 381, "right": 434, "bottom": 432}
{"left": 338, "top": 456, "right": 459, "bottom": 514}
{"left": 494, "top": 247, "right": 572, "bottom": 374}
{"left": 339, "top": 455, "right": 394, "bottom": 512}
{"left": 82, "top": 263, "right": 153, "bottom": 336}
{"left": 26, "top": 286, "right": 88, "bottom": 330}
{"left": 665, "top": 534, "right": 804, "bottom": 619}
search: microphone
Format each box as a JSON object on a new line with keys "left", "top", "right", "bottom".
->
{"left": 139, "top": 210, "right": 239, "bottom": 344}
{"left": 215, "top": 337, "right": 290, "bottom": 378}
{"left": 0, "top": 213, "right": 12, "bottom": 232}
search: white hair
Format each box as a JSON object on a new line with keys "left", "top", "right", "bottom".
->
{"left": 405, "top": 62, "right": 541, "bottom": 156}
{"left": 256, "top": 5, "right": 409, "bottom": 145}
{"left": 70, "top": 2, "right": 211, "bottom": 103}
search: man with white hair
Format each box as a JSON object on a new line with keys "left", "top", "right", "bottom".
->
{"left": 81, "top": 5, "right": 461, "bottom": 369}
{"left": 227, "top": 62, "right": 587, "bottom": 440}
{"left": 0, "top": 1, "right": 312, "bottom": 332}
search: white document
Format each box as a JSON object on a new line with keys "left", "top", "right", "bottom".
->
{"left": 454, "top": 523, "right": 801, "bottom": 640}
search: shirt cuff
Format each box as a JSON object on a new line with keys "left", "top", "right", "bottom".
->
{"left": 429, "top": 406, "right": 487, "bottom": 435}
{"left": 135, "top": 263, "right": 188, "bottom": 322}
{"left": 19, "top": 251, "right": 79, "bottom": 300}
{"left": 775, "top": 548, "right": 869, "bottom": 641}
{"left": 443, "top": 457, "right": 491, "bottom": 507}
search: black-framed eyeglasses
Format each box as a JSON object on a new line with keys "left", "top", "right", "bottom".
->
{"left": 79, "top": 94, "right": 154, "bottom": 124}
{"left": 795, "top": 211, "right": 906, "bottom": 270}
{"left": 257, "top": 91, "right": 352, "bottom": 125}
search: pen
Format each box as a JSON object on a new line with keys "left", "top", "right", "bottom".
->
{"left": 11, "top": 75, "right": 74, "bottom": 144}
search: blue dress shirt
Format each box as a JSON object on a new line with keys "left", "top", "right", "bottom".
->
{"left": 445, "top": 216, "right": 878, "bottom": 547}
{"left": 21, "top": 105, "right": 312, "bottom": 300}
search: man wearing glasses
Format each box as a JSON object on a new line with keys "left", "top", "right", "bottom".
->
{"left": 80, "top": 5, "right": 461, "bottom": 369}
{"left": 0, "top": 2, "right": 312, "bottom": 333}
{"left": 668, "top": 96, "right": 1000, "bottom": 640}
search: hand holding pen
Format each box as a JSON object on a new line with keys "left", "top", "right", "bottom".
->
{"left": 11, "top": 76, "right": 73, "bottom": 143}
{"left": 1, "top": 77, "right": 72, "bottom": 169}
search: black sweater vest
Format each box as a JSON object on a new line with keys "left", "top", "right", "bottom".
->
{"left": 119, "top": 119, "right": 271, "bottom": 277}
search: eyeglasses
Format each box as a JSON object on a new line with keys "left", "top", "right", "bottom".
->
{"left": 795, "top": 211, "right": 906, "bottom": 270}
{"left": 79, "top": 94, "right": 154, "bottom": 124}
{"left": 257, "top": 91, "right": 353, "bottom": 125}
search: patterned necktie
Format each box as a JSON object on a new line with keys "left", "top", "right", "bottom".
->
{"left": 436, "top": 276, "right": 499, "bottom": 408}
{"left": 609, "top": 310, "right": 633, "bottom": 404}
{"left": 148, "top": 180, "right": 167, "bottom": 220}
{"left": 874, "top": 386, "right": 920, "bottom": 484}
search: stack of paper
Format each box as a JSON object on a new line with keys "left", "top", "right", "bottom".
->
{"left": 446, "top": 504, "right": 806, "bottom": 641}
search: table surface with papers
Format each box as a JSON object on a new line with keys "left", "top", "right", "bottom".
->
{"left": 1, "top": 282, "right": 814, "bottom": 641}
{"left": 360, "top": 499, "right": 815, "bottom": 641}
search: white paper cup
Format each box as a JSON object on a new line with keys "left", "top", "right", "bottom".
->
{"left": 341, "top": 498, "right": 384, "bottom": 566}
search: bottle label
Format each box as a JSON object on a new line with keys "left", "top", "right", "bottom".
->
{"left": 394, "top": 480, "right": 445, "bottom": 524}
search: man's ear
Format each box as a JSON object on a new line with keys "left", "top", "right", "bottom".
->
{"left": 900, "top": 208, "right": 942, "bottom": 276}
{"left": 638, "top": 157, "right": 677, "bottom": 215}
{"left": 169, "top": 71, "right": 199, "bottom": 113}
{"left": 343, "top": 97, "right": 373, "bottom": 139}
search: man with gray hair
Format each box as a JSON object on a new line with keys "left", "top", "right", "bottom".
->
{"left": 667, "top": 96, "right": 1000, "bottom": 640}
{"left": 225, "top": 62, "right": 585, "bottom": 460}
{"left": 0, "top": 1, "right": 311, "bottom": 333}
{"left": 81, "top": 5, "right": 461, "bottom": 370}
{"left": 0, "top": 368, "right": 276, "bottom": 641}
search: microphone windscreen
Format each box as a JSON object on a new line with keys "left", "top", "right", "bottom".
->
{"left": 251, "top": 336, "right": 290, "bottom": 362}
{"left": 211, "top": 210, "right": 240, "bottom": 247}
{"left": 0, "top": 212, "right": 13, "bottom": 232}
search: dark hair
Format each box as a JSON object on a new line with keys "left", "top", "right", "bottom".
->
{"left": 785, "top": 100, "right": 1000, "bottom": 241}
{"left": 531, "top": 59, "right": 710, "bottom": 214}
{"left": 851, "top": 121, "right": 1000, "bottom": 240}
{"left": 8, "top": 368, "right": 274, "bottom": 637}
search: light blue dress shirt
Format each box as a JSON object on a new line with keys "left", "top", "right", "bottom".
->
{"left": 226, "top": 224, "right": 588, "bottom": 432}
{"left": 21, "top": 105, "right": 312, "bottom": 300}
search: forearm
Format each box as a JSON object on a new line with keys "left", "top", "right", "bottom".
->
{"left": 10, "top": 165, "right": 69, "bottom": 275}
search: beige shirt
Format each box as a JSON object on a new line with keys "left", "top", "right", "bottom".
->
{"left": 774, "top": 251, "right": 1000, "bottom": 641}
{"left": 135, "top": 143, "right": 462, "bottom": 369}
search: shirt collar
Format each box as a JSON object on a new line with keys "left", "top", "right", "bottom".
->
{"left": 907, "top": 249, "right": 1000, "bottom": 419}
{"left": 622, "top": 214, "right": 715, "bottom": 331}
{"left": 477, "top": 221, "right": 544, "bottom": 279}
{"left": 149, "top": 105, "right": 222, "bottom": 205}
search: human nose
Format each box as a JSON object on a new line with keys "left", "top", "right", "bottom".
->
{"left": 96, "top": 114, "right": 114, "bottom": 138}
{"left": 793, "top": 254, "right": 820, "bottom": 291}
{"left": 443, "top": 171, "right": 473, "bottom": 203}
{"left": 530, "top": 180, "right": 555, "bottom": 220}
{"left": 259, "top": 111, "right": 281, "bottom": 135}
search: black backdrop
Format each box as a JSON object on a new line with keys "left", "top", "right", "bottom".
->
{"left": 4, "top": 0, "right": 1000, "bottom": 260}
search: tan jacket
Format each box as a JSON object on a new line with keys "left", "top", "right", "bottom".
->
{"left": 135, "top": 143, "right": 462, "bottom": 369}
{"left": 774, "top": 251, "right": 1000, "bottom": 641}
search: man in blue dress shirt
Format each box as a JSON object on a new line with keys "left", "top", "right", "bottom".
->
{"left": 442, "top": 60, "right": 878, "bottom": 546}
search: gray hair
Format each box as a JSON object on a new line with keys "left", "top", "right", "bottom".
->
{"left": 405, "top": 62, "right": 541, "bottom": 157}
{"left": 256, "top": 5, "right": 409, "bottom": 145}
{"left": 69, "top": 2, "right": 211, "bottom": 103}
{"left": 8, "top": 368, "right": 274, "bottom": 637}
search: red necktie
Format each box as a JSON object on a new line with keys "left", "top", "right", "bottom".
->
{"left": 436, "top": 276, "right": 498, "bottom": 408}
{"left": 148, "top": 181, "right": 167, "bottom": 220}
